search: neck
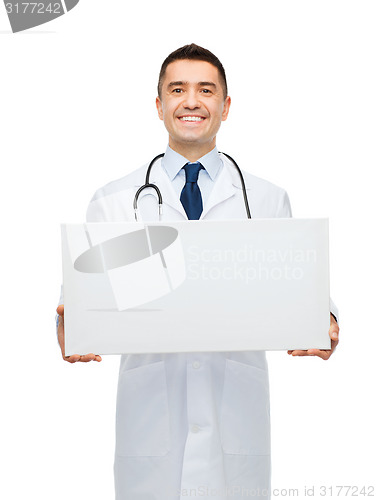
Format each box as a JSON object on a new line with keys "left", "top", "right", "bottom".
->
{"left": 169, "top": 139, "right": 216, "bottom": 162}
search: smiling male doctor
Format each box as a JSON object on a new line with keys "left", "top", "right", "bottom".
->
{"left": 57, "top": 44, "right": 339, "bottom": 499}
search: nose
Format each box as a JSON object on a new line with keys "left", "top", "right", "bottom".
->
{"left": 182, "top": 89, "right": 201, "bottom": 109}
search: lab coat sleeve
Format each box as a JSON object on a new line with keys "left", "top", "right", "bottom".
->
{"left": 86, "top": 190, "right": 110, "bottom": 222}
{"left": 276, "top": 189, "right": 292, "bottom": 218}
{"left": 330, "top": 299, "right": 339, "bottom": 324}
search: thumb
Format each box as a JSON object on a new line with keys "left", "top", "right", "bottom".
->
{"left": 56, "top": 304, "right": 64, "bottom": 316}
{"left": 329, "top": 317, "right": 339, "bottom": 341}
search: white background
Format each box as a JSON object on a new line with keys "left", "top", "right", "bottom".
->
{"left": 1, "top": 1, "right": 375, "bottom": 498}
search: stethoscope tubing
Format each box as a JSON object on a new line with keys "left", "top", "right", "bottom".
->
{"left": 133, "top": 152, "right": 251, "bottom": 220}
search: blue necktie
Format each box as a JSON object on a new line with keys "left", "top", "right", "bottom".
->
{"left": 180, "top": 162, "right": 204, "bottom": 220}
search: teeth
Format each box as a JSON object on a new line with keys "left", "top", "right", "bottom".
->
{"left": 180, "top": 116, "right": 204, "bottom": 122}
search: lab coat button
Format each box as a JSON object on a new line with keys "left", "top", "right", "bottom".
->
{"left": 191, "top": 425, "right": 200, "bottom": 433}
{"left": 192, "top": 361, "right": 200, "bottom": 369}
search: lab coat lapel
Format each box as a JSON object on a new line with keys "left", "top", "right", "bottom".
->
{"left": 133, "top": 155, "right": 237, "bottom": 220}
{"left": 201, "top": 163, "right": 236, "bottom": 219}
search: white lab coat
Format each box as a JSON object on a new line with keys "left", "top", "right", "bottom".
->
{"left": 86, "top": 154, "right": 292, "bottom": 500}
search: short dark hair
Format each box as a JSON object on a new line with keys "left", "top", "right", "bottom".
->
{"left": 158, "top": 43, "right": 228, "bottom": 99}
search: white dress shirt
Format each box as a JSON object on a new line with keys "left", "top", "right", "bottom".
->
{"left": 161, "top": 145, "right": 223, "bottom": 205}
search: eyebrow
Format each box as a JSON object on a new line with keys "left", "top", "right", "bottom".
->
{"left": 167, "top": 81, "right": 218, "bottom": 89}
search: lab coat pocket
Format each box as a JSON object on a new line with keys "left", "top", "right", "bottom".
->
{"left": 115, "top": 361, "right": 171, "bottom": 457}
{"left": 220, "top": 359, "right": 270, "bottom": 455}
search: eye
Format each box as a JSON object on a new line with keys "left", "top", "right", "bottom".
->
{"left": 171, "top": 88, "right": 183, "bottom": 94}
{"left": 201, "top": 88, "right": 212, "bottom": 94}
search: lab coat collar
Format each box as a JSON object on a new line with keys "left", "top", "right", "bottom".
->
{"left": 134, "top": 150, "right": 238, "bottom": 219}
{"left": 162, "top": 145, "right": 222, "bottom": 182}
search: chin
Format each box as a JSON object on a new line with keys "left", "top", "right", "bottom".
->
{"left": 179, "top": 134, "right": 206, "bottom": 143}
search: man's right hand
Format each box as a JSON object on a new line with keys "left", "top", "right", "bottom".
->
{"left": 56, "top": 305, "right": 102, "bottom": 363}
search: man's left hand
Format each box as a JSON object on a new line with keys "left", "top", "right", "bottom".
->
{"left": 287, "top": 313, "right": 339, "bottom": 360}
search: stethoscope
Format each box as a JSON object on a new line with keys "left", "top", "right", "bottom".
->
{"left": 133, "top": 152, "right": 251, "bottom": 221}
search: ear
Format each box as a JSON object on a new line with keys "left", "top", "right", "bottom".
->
{"left": 221, "top": 96, "right": 231, "bottom": 121}
{"left": 156, "top": 96, "right": 164, "bottom": 121}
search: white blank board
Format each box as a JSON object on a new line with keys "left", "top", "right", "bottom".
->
{"left": 62, "top": 218, "right": 330, "bottom": 355}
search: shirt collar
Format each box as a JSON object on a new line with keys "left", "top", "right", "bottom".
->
{"left": 162, "top": 145, "right": 222, "bottom": 182}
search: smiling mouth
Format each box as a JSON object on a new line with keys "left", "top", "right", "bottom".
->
{"left": 178, "top": 116, "right": 206, "bottom": 122}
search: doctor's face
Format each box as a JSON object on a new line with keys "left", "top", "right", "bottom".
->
{"left": 156, "top": 59, "right": 231, "bottom": 156}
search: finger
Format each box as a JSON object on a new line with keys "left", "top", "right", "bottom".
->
{"left": 290, "top": 350, "right": 311, "bottom": 357}
{"left": 63, "top": 353, "right": 102, "bottom": 363}
{"left": 329, "top": 327, "right": 339, "bottom": 342}
{"left": 78, "top": 354, "right": 94, "bottom": 363}
{"left": 329, "top": 315, "right": 339, "bottom": 341}
{"left": 329, "top": 338, "right": 339, "bottom": 354}
{"left": 56, "top": 304, "right": 64, "bottom": 316}
{"left": 307, "top": 348, "right": 331, "bottom": 360}
{"left": 289, "top": 345, "right": 334, "bottom": 360}
{"left": 64, "top": 354, "right": 81, "bottom": 363}
{"left": 78, "top": 353, "right": 99, "bottom": 363}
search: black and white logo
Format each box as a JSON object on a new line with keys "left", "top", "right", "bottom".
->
{"left": 4, "top": 0, "right": 79, "bottom": 32}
